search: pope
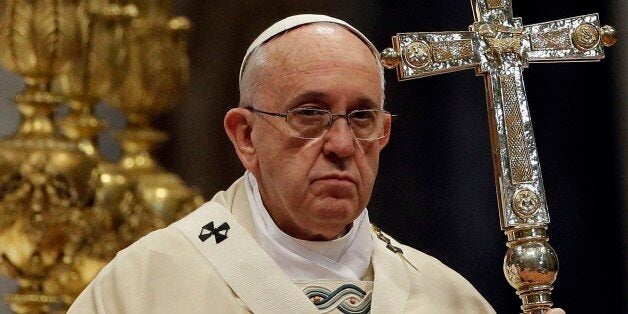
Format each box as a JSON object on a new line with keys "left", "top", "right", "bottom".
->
{"left": 69, "top": 14, "right": 566, "bottom": 314}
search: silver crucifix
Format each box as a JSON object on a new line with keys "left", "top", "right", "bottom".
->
{"left": 380, "top": 0, "right": 617, "bottom": 313}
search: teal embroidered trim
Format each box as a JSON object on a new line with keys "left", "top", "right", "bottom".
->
{"left": 303, "top": 284, "right": 371, "bottom": 314}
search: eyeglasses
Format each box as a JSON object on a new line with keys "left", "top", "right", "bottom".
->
{"left": 245, "top": 106, "right": 395, "bottom": 140}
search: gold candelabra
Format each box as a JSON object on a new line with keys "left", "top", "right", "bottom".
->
{"left": 0, "top": 0, "right": 202, "bottom": 312}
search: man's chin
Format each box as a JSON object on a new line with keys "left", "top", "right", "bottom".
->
{"left": 308, "top": 200, "right": 361, "bottom": 223}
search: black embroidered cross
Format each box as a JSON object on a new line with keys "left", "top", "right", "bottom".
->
{"left": 198, "top": 221, "right": 230, "bottom": 244}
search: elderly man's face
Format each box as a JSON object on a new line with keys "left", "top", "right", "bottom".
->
{"left": 231, "top": 24, "right": 389, "bottom": 240}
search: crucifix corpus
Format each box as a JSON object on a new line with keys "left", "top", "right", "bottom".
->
{"left": 380, "top": 0, "right": 617, "bottom": 313}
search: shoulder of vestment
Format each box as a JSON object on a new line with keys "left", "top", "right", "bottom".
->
{"left": 370, "top": 226, "right": 495, "bottom": 312}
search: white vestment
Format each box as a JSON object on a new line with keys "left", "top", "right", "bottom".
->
{"left": 69, "top": 177, "right": 495, "bottom": 313}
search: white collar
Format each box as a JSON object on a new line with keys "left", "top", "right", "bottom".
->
{"left": 244, "top": 171, "right": 373, "bottom": 281}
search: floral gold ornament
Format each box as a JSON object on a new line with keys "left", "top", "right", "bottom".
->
{"left": 572, "top": 23, "right": 600, "bottom": 51}
{"left": 403, "top": 41, "right": 432, "bottom": 69}
{"left": 380, "top": 0, "right": 616, "bottom": 312}
{"left": 512, "top": 189, "right": 540, "bottom": 218}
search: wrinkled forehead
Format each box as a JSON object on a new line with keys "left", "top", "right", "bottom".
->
{"left": 239, "top": 14, "right": 380, "bottom": 84}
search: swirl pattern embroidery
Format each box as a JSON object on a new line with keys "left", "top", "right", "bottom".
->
{"left": 303, "top": 284, "right": 372, "bottom": 314}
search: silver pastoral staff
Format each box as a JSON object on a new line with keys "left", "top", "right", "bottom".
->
{"left": 379, "top": 0, "right": 617, "bottom": 313}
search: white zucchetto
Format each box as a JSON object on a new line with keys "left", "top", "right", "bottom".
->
{"left": 239, "top": 14, "right": 380, "bottom": 84}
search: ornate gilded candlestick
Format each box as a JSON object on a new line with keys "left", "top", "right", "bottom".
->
{"left": 0, "top": 1, "right": 201, "bottom": 312}
{"left": 54, "top": 1, "right": 138, "bottom": 158}
{"left": 0, "top": 1, "right": 96, "bottom": 312}
{"left": 42, "top": 1, "right": 139, "bottom": 307}
{"left": 104, "top": 0, "right": 202, "bottom": 248}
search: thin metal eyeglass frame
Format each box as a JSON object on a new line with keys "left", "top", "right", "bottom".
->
{"left": 244, "top": 106, "right": 396, "bottom": 140}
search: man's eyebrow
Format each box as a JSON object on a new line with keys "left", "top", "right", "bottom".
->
{"left": 355, "top": 97, "right": 379, "bottom": 109}
{"left": 290, "top": 91, "right": 380, "bottom": 109}
{"left": 290, "top": 91, "right": 328, "bottom": 105}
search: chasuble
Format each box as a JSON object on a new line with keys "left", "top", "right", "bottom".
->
{"left": 69, "top": 177, "right": 494, "bottom": 313}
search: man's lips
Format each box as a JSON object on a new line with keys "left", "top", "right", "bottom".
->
{"left": 311, "top": 174, "right": 357, "bottom": 185}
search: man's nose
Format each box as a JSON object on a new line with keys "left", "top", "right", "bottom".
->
{"left": 322, "top": 118, "right": 355, "bottom": 158}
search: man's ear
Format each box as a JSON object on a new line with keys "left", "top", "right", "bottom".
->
{"left": 224, "top": 108, "right": 257, "bottom": 171}
{"left": 378, "top": 114, "right": 392, "bottom": 149}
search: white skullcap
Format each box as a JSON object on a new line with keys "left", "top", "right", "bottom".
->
{"left": 239, "top": 14, "right": 380, "bottom": 84}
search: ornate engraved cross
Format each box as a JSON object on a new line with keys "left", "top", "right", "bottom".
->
{"left": 380, "top": 1, "right": 617, "bottom": 312}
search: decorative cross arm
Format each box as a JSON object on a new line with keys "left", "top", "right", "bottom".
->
{"left": 381, "top": 14, "right": 616, "bottom": 80}
{"left": 380, "top": 1, "right": 617, "bottom": 313}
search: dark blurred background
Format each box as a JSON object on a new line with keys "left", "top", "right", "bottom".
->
{"left": 0, "top": 0, "right": 624, "bottom": 313}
